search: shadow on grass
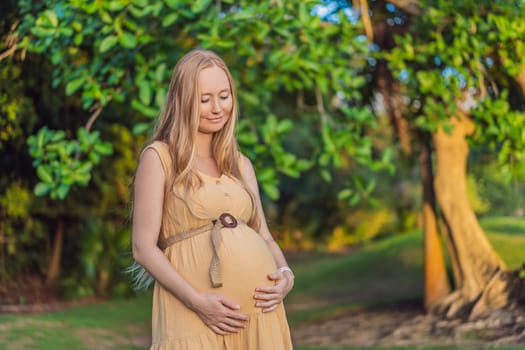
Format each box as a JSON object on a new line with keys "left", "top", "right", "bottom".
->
{"left": 285, "top": 231, "right": 424, "bottom": 324}
{"left": 480, "top": 216, "right": 525, "bottom": 236}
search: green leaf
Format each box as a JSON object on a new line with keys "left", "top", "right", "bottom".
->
{"left": 155, "top": 88, "right": 166, "bottom": 107}
{"left": 191, "top": 0, "right": 212, "bottom": 13}
{"left": 89, "top": 152, "right": 100, "bottom": 164}
{"left": 99, "top": 35, "right": 118, "bottom": 53}
{"left": 107, "top": 1, "right": 127, "bottom": 11}
{"left": 277, "top": 120, "right": 293, "bottom": 134}
{"left": 138, "top": 81, "right": 152, "bottom": 105}
{"left": 77, "top": 172, "right": 91, "bottom": 186}
{"left": 257, "top": 168, "right": 275, "bottom": 182}
{"left": 37, "top": 165, "right": 53, "bottom": 183}
{"left": 231, "top": 10, "right": 255, "bottom": 21}
{"left": 77, "top": 129, "right": 92, "bottom": 151}
{"left": 366, "top": 178, "right": 376, "bottom": 193}
{"left": 162, "top": 13, "right": 178, "bottom": 27}
{"left": 349, "top": 194, "right": 361, "bottom": 206}
{"left": 319, "top": 153, "right": 330, "bottom": 167}
{"left": 133, "top": 122, "right": 151, "bottom": 135}
{"left": 42, "top": 10, "right": 58, "bottom": 27}
{"left": 131, "top": 0, "right": 148, "bottom": 7}
{"left": 74, "top": 33, "right": 83, "bottom": 45}
{"left": 321, "top": 125, "right": 335, "bottom": 153}
{"left": 56, "top": 183, "right": 70, "bottom": 200}
{"left": 281, "top": 167, "right": 300, "bottom": 178}
{"left": 50, "top": 130, "right": 65, "bottom": 142}
{"left": 164, "top": 0, "right": 178, "bottom": 10}
{"left": 65, "top": 76, "right": 86, "bottom": 95}
{"left": 94, "top": 142, "right": 113, "bottom": 155}
{"left": 155, "top": 63, "right": 167, "bottom": 82}
{"left": 338, "top": 188, "right": 353, "bottom": 200}
{"left": 77, "top": 162, "right": 93, "bottom": 174}
{"left": 119, "top": 32, "right": 137, "bottom": 49}
{"left": 237, "top": 131, "right": 258, "bottom": 145}
{"left": 262, "top": 183, "right": 279, "bottom": 200}
{"left": 34, "top": 182, "right": 52, "bottom": 196}
{"left": 131, "top": 99, "right": 158, "bottom": 118}
{"left": 320, "top": 169, "right": 332, "bottom": 182}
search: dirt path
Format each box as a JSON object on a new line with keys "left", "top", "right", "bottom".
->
{"left": 291, "top": 300, "right": 525, "bottom": 349}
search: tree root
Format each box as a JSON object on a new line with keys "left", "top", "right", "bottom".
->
{"left": 431, "top": 267, "right": 525, "bottom": 321}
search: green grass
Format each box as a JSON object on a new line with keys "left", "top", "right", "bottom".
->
{"left": 0, "top": 294, "right": 151, "bottom": 350}
{"left": 0, "top": 216, "right": 523, "bottom": 350}
{"left": 286, "top": 232, "right": 424, "bottom": 325}
{"left": 481, "top": 216, "right": 525, "bottom": 268}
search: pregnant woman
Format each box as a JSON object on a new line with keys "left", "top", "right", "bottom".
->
{"left": 131, "top": 49, "right": 294, "bottom": 349}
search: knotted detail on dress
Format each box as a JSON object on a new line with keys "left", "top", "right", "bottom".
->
{"left": 158, "top": 213, "right": 242, "bottom": 288}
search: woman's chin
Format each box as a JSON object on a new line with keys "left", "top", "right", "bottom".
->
{"left": 198, "top": 123, "right": 227, "bottom": 134}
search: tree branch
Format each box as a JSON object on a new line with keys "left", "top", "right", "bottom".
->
{"left": 85, "top": 94, "right": 115, "bottom": 131}
{"left": 359, "top": 0, "right": 374, "bottom": 43}
{"left": 0, "top": 20, "right": 20, "bottom": 62}
{"left": 85, "top": 103, "right": 103, "bottom": 132}
{"left": 315, "top": 87, "right": 328, "bottom": 124}
{"left": 0, "top": 44, "right": 17, "bottom": 61}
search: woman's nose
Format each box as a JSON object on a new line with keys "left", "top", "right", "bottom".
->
{"left": 212, "top": 98, "right": 221, "bottom": 113}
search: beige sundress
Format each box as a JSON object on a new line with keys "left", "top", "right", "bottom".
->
{"left": 145, "top": 141, "right": 293, "bottom": 350}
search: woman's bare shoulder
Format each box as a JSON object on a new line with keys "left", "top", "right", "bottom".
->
{"left": 139, "top": 140, "right": 171, "bottom": 177}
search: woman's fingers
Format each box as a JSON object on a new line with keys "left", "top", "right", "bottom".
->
{"left": 217, "top": 322, "right": 242, "bottom": 333}
{"left": 195, "top": 293, "right": 250, "bottom": 335}
{"left": 209, "top": 314, "right": 247, "bottom": 335}
{"left": 267, "top": 270, "right": 283, "bottom": 281}
{"left": 223, "top": 315, "right": 248, "bottom": 328}
{"left": 225, "top": 310, "right": 250, "bottom": 321}
{"left": 256, "top": 298, "right": 280, "bottom": 308}
{"left": 254, "top": 292, "right": 279, "bottom": 301}
{"left": 262, "top": 304, "right": 279, "bottom": 313}
{"left": 218, "top": 295, "right": 241, "bottom": 311}
{"left": 255, "top": 285, "right": 277, "bottom": 293}
{"left": 252, "top": 268, "right": 295, "bottom": 313}
{"left": 254, "top": 287, "right": 283, "bottom": 311}
{"left": 211, "top": 325, "right": 227, "bottom": 335}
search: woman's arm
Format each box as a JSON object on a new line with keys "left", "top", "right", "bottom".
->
{"left": 242, "top": 155, "right": 295, "bottom": 312}
{"left": 132, "top": 148, "right": 248, "bottom": 334}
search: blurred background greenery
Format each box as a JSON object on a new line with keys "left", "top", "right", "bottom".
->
{"left": 0, "top": 0, "right": 524, "bottom": 348}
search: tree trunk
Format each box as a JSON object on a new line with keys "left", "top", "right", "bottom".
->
{"left": 432, "top": 113, "right": 510, "bottom": 319}
{"left": 372, "top": 19, "right": 412, "bottom": 156}
{"left": 439, "top": 214, "right": 462, "bottom": 291}
{"left": 418, "top": 134, "right": 450, "bottom": 310}
{"left": 46, "top": 220, "right": 64, "bottom": 285}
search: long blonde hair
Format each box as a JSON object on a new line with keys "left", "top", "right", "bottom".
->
{"left": 150, "top": 49, "right": 260, "bottom": 230}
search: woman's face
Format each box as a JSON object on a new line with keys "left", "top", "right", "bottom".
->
{"left": 197, "top": 65, "right": 233, "bottom": 135}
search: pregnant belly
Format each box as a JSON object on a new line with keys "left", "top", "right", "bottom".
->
{"left": 218, "top": 226, "right": 277, "bottom": 313}
{"left": 167, "top": 226, "right": 277, "bottom": 314}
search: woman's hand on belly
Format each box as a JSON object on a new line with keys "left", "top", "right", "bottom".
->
{"left": 253, "top": 269, "right": 294, "bottom": 313}
{"left": 191, "top": 293, "right": 249, "bottom": 335}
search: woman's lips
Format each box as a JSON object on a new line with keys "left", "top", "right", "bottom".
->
{"left": 206, "top": 116, "right": 223, "bottom": 123}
